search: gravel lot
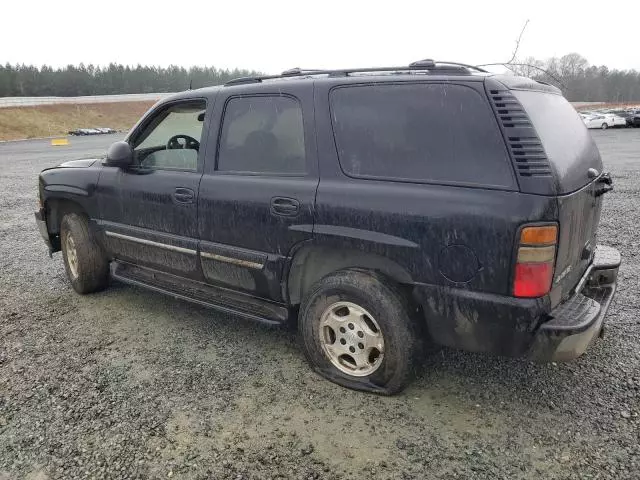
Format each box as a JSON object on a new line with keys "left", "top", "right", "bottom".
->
{"left": 1, "top": 131, "right": 639, "bottom": 479}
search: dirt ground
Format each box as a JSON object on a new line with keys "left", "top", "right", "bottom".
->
{"left": 0, "top": 131, "right": 639, "bottom": 479}
{"left": 0, "top": 102, "right": 154, "bottom": 141}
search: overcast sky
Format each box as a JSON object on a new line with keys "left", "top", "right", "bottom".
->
{"left": 3, "top": 0, "right": 638, "bottom": 73}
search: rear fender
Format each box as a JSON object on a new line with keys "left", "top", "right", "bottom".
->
{"left": 286, "top": 245, "right": 413, "bottom": 305}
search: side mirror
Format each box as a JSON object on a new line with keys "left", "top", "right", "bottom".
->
{"left": 106, "top": 141, "right": 133, "bottom": 168}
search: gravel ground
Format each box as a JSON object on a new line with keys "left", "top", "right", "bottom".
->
{"left": 1, "top": 131, "right": 639, "bottom": 480}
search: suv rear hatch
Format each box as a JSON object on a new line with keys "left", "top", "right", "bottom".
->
{"left": 511, "top": 89, "right": 608, "bottom": 305}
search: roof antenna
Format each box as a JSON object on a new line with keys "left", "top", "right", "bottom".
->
{"left": 188, "top": 79, "right": 193, "bottom": 90}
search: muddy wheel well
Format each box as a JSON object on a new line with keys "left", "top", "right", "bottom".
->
{"left": 45, "top": 198, "right": 88, "bottom": 251}
{"left": 287, "top": 246, "right": 414, "bottom": 306}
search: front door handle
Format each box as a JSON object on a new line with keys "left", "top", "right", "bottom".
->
{"left": 270, "top": 197, "right": 300, "bottom": 217}
{"left": 173, "top": 187, "right": 195, "bottom": 204}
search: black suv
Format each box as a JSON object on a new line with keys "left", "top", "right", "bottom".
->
{"left": 35, "top": 61, "right": 621, "bottom": 394}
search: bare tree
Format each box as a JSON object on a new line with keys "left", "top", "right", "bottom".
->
{"left": 507, "top": 20, "right": 530, "bottom": 65}
{"left": 558, "top": 53, "right": 589, "bottom": 80}
{"left": 508, "top": 56, "right": 545, "bottom": 77}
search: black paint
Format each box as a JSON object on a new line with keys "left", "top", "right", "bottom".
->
{"left": 35, "top": 70, "right": 619, "bottom": 361}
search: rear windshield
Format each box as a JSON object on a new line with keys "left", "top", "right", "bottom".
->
{"left": 512, "top": 90, "right": 602, "bottom": 194}
{"left": 330, "top": 83, "right": 516, "bottom": 189}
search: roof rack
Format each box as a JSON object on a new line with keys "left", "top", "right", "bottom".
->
{"left": 425, "top": 61, "right": 489, "bottom": 73}
{"left": 224, "top": 60, "right": 489, "bottom": 86}
{"left": 281, "top": 67, "right": 329, "bottom": 76}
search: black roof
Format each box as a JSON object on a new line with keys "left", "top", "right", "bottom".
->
{"left": 223, "top": 59, "right": 488, "bottom": 86}
{"left": 160, "top": 60, "right": 561, "bottom": 102}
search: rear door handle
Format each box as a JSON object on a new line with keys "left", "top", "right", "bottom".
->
{"left": 173, "top": 187, "right": 195, "bottom": 204}
{"left": 270, "top": 197, "right": 300, "bottom": 217}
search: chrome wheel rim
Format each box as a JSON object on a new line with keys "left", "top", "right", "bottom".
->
{"left": 318, "top": 301, "right": 384, "bottom": 377}
{"left": 65, "top": 233, "right": 79, "bottom": 279}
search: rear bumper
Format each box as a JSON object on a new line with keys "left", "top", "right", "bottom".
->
{"left": 414, "top": 245, "right": 621, "bottom": 361}
{"left": 529, "top": 245, "right": 620, "bottom": 361}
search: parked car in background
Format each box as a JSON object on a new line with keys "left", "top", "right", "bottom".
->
{"left": 582, "top": 112, "right": 628, "bottom": 128}
{"left": 68, "top": 128, "right": 100, "bottom": 136}
{"left": 628, "top": 110, "right": 640, "bottom": 128}
{"left": 608, "top": 114, "right": 628, "bottom": 128}
{"left": 583, "top": 114, "right": 615, "bottom": 129}
{"left": 609, "top": 110, "right": 633, "bottom": 126}
{"left": 68, "top": 127, "right": 117, "bottom": 136}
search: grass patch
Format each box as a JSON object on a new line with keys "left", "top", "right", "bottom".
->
{"left": 0, "top": 101, "right": 155, "bottom": 141}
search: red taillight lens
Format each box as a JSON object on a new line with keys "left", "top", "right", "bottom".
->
{"left": 513, "top": 225, "right": 558, "bottom": 298}
{"left": 513, "top": 263, "right": 554, "bottom": 298}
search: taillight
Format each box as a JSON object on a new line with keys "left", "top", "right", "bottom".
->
{"left": 513, "top": 225, "right": 558, "bottom": 298}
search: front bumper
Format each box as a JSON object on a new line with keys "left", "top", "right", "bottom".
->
{"left": 34, "top": 208, "right": 53, "bottom": 254}
{"left": 529, "top": 245, "right": 621, "bottom": 361}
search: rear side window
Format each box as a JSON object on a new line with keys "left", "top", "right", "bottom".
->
{"left": 330, "top": 83, "right": 515, "bottom": 188}
{"left": 217, "top": 96, "right": 306, "bottom": 174}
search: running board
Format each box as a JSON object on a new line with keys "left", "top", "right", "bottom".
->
{"left": 111, "top": 261, "right": 289, "bottom": 325}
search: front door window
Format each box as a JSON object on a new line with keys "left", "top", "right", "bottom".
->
{"left": 132, "top": 101, "right": 206, "bottom": 171}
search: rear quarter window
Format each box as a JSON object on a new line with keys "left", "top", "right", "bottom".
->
{"left": 329, "top": 83, "right": 516, "bottom": 189}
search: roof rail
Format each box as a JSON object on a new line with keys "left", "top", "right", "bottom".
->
{"left": 224, "top": 60, "right": 488, "bottom": 86}
{"left": 409, "top": 59, "right": 436, "bottom": 69}
{"left": 281, "top": 67, "right": 329, "bottom": 76}
{"left": 433, "top": 61, "right": 489, "bottom": 73}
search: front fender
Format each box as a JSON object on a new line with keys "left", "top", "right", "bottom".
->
{"left": 38, "top": 163, "right": 104, "bottom": 249}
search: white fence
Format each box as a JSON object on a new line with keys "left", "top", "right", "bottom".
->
{"left": 0, "top": 93, "right": 174, "bottom": 108}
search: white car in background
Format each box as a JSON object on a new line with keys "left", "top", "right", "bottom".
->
{"left": 583, "top": 114, "right": 615, "bottom": 129}
{"left": 608, "top": 114, "right": 628, "bottom": 127}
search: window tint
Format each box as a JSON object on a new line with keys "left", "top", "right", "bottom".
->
{"left": 218, "top": 96, "right": 305, "bottom": 174}
{"left": 133, "top": 100, "right": 206, "bottom": 171}
{"left": 330, "top": 84, "right": 514, "bottom": 188}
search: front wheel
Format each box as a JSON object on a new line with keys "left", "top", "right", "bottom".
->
{"left": 299, "top": 270, "right": 419, "bottom": 395}
{"left": 60, "top": 213, "right": 109, "bottom": 294}
{"left": 601, "top": 123, "right": 608, "bottom": 130}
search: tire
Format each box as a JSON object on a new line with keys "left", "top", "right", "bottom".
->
{"left": 60, "top": 213, "right": 109, "bottom": 294}
{"left": 601, "top": 123, "right": 608, "bottom": 130}
{"left": 299, "top": 269, "right": 419, "bottom": 395}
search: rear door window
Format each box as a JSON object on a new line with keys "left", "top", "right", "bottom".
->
{"left": 330, "top": 83, "right": 515, "bottom": 188}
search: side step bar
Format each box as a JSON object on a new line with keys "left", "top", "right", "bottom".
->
{"left": 111, "top": 261, "right": 289, "bottom": 326}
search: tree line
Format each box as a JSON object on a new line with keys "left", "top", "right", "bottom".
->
{"left": 0, "top": 55, "right": 638, "bottom": 101}
{"left": 0, "top": 63, "right": 261, "bottom": 97}
{"left": 508, "top": 53, "right": 640, "bottom": 102}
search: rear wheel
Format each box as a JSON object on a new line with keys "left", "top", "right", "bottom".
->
{"left": 299, "top": 270, "right": 419, "bottom": 394}
{"left": 60, "top": 213, "right": 109, "bottom": 294}
{"left": 601, "top": 123, "right": 608, "bottom": 130}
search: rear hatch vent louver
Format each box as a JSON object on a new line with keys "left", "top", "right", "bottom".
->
{"left": 489, "top": 90, "right": 552, "bottom": 177}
